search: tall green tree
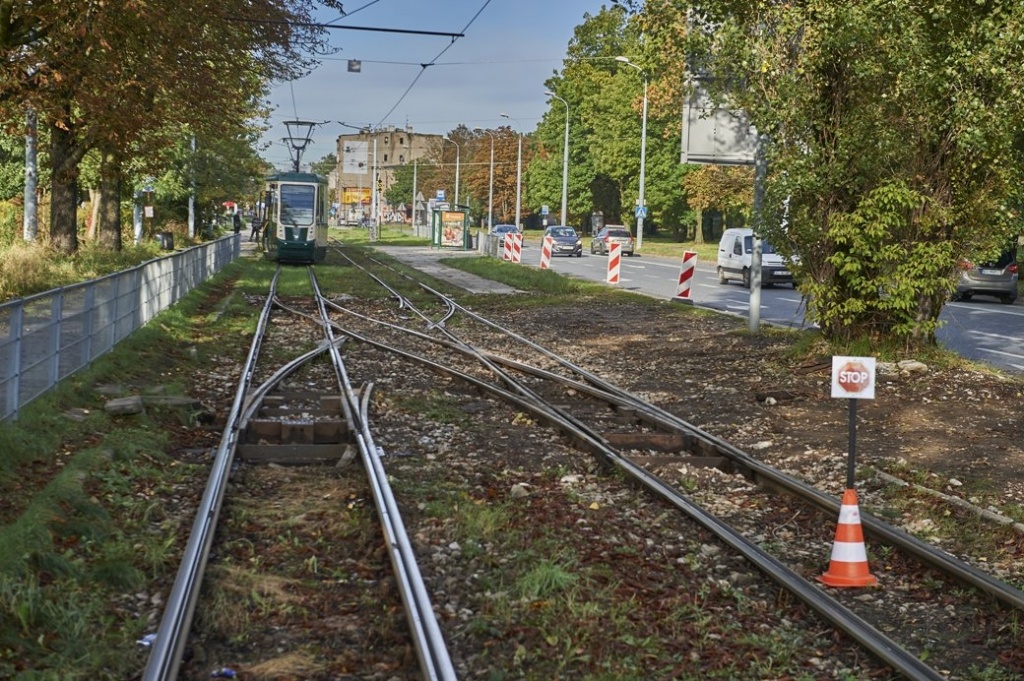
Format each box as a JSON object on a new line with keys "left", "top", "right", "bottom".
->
{"left": 531, "top": 5, "right": 691, "bottom": 235}
{"left": 640, "top": 0, "right": 1024, "bottom": 346}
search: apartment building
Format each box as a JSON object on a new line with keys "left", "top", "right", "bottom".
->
{"left": 336, "top": 126, "right": 440, "bottom": 225}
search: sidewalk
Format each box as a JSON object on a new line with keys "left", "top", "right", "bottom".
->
{"left": 372, "top": 246, "right": 519, "bottom": 295}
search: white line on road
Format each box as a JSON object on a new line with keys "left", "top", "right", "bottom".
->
{"left": 946, "top": 303, "right": 1024, "bottom": 317}
{"left": 978, "top": 347, "right": 1024, "bottom": 360}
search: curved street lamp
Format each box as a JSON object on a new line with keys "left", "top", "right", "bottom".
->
{"left": 615, "top": 56, "right": 648, "bottom": 250}
{"left": 474, "top": 127, "right": 497, "bottom": 230}
{"left": 500, "top": 112, "right": 523, "bottom": 230}
{"left": 544, "top": 91, "right": 570, "bottom": 226}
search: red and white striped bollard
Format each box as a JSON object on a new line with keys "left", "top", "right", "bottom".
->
{"left": 512, "top": 233, "right": 523, "bottom": 263}
{"left": 539, "top": 236, "right": 553, "bottom": 269}
{"left": 607, "top": 242, "right": 621, "bottom": 284}
{"left": 673, "top": 250, "right": 698, "bottom": 304}
{"left": 502, "top": 234, "right": 513, "bottom": 261}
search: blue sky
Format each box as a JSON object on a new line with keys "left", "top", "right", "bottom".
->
{"left": 261, "top": 0, "right": 608, "bottom": 169}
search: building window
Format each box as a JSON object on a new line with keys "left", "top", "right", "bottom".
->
{"left": 399, "top": 136, "right": 405, "bottom": 145}
{"left": 384, "top": 136, "right": 389, "bottom": 144}
{"left": 384, "top": 154, "right": 389, "bottom": 162}
{"left": 399, "top": 154, "right": 405, "bottom": 163}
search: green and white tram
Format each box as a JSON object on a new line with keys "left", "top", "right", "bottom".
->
{"left": 258, "top": 172, "right": 329, "bottom": 264}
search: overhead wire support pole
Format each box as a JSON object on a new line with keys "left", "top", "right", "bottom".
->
{"left": 442, "top": 137, "right": 461, "bottom": 206}
{"left": 474, "top": 127, "right": 497, "bottom": 230}
{"left": 545, "top": 91, "right": 570, "bottom": 226}
{"left": 500, "top": 112, "right": 523, "bottom": 230}
{"left": 615, "top": 56, "right": 648, "bottom": 251}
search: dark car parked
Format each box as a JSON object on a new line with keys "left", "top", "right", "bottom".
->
{"left": 542, "top": 225, "right": 582, "bottom": 257}
{"left": 491, "top": 224, "right": 519, "bottom": 237}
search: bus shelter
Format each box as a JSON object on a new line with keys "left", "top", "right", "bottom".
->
{"left": 431, "top": 209, "right": 471, "bottom": 250}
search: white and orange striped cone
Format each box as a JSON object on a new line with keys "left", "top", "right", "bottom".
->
{"left": 819, "top": 488, "right": 878, "bottom": 588}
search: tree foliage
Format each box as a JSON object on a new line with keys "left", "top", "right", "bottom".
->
{"left": 531, "top": 5, "right": 694, "bottom": 235}
{"left": 638, "top": 0, "right": 1024, "bottom": 347}
{"left": 0, "top": 0, "right": 340, "bottom": 252}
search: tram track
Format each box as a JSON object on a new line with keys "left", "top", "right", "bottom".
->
{"left": 143, "top": 265, "right": 456, "bottom": 681}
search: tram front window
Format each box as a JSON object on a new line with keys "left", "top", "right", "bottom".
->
{"left": 279, "top": 185, "right": 315, "bottom": 226}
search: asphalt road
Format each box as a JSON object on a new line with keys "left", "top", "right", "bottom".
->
{"left": 530, "top": 250, "right": 1024, "bottom": 373}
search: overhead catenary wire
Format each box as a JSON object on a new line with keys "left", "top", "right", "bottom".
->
{"left": 372, "top": 0, "right": 495, "bottom": 127}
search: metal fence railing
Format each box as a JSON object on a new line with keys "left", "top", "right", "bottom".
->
{"left": 0, "top": 235, "right": 240, "bottom": 421}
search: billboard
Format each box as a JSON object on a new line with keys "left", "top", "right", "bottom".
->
{"left": 342, "top": 141, "right": 369, "bottom": 174}
{"left": 342, "top": 188, "right": 371, "bottom": 205}
{"left": 681, "top": 84, "right": 759, "bottom": 166}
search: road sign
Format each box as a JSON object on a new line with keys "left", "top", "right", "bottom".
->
{"left": 635, "top": 205, "right": 648, "bottom": 219}
{"left": 831, "top": 356, "right": 876, "bottom": 399}
{"left": 541, "top": 204, "right": 549, "bottom": 216}
{"left": 436, "top": 190, "right": 446, "bottom": 201}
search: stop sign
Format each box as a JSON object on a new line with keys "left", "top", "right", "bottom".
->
{"left": 831, "top": 356, "right": 876, "bottom": 399}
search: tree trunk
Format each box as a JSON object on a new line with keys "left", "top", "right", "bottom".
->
{"left": 98, "top": 150, "right": 123, "bottom": 251}
{"left": 23, "top": 108, "right": 38, "bottom": 242}
{"left": 88, "top": 188, "right": 100, "bottom": 240}
{"left": 49, "top": 121, "right": 80, "bottom": 255}
{"left": 694, "top": 208, "right": 704, "bottom": 244}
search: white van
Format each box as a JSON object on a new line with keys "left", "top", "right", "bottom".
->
{"left": 717, "top": 227, "right": 795, "bottom": 288}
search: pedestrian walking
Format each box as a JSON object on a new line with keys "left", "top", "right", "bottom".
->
{"left": 232, "top": 211, "right": 242, "bottom": 234}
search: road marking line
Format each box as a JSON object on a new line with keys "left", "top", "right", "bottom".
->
{"left": 978, "top": 347, "right": 1024, "bottom": 360}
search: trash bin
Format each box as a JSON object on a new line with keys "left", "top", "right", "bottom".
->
{"left": 157, "top": 232, "right": 174, "bottom": 250}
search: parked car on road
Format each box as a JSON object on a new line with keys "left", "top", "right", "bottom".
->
{"left": 590, "top": 226, "right": 634, "bottom": 256}
{"left": 542, "top": 225, "right": 582, "bottom": 257}
{"left": 491, "top": 224, "right": 519, "bottom": 237}
{"left": 954, "top": 247, "right": 1019, "bottom": 304}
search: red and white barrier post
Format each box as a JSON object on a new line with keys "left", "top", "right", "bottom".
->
{"left": 512, "top": 233, "right": 523, "bottom": 263}
{"left": 607, "top": 242, "right": 621, "bottom": 284}
{"left": 502, "top": 234, "right": 513, "bottom": 261}
{"left": 539, "top": 236, "right": 553, "bottom": 270}
{"left": 672, "top": 250, "right": 698, "bottom": 303}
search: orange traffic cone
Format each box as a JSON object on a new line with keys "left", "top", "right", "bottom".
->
{"left": 818, "top": 488, "right": 878, "bottom": 588}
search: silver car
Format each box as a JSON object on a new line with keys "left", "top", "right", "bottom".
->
{"left": 954, "top": 248, "right": 1018, "bottom": 304}
{"left": 590, "top": 226, "right": 634, "bottom": 256}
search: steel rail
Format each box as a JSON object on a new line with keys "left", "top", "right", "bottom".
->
{"left": 419, "top": 283, "right": 1024, "bottom": 613}
{"left": 142, "top": 268, "right": 283, "bottom": 681}
{"left": 333, "top": 246, "right": 456, "bottom": 328}
{"left": 494, "top": 351, "right": 1024, "bottom": 611}
{"left": 310, "top": 269, "right": 457, "bottom": 681}
{"left": 324, "top": 309, "right": 947, "bottom": 680}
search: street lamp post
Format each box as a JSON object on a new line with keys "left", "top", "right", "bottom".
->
{"left": 443, "top": 137, "right": 461, "bottom": 206}
{"left": 500, "top": 112, "right": 522, "bottom": 230}
{"left": 545, "top": 91, "right": 570, "bottom": 226}
{"left": 474, "top": 127, "right": 496, "bottom": 230}
{"left": 615, "top": 56, "right": 647, "bottom": 251}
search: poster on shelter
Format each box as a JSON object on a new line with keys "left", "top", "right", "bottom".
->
{"left": 440, "top": 211, "right": 465, "bottom": 248}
